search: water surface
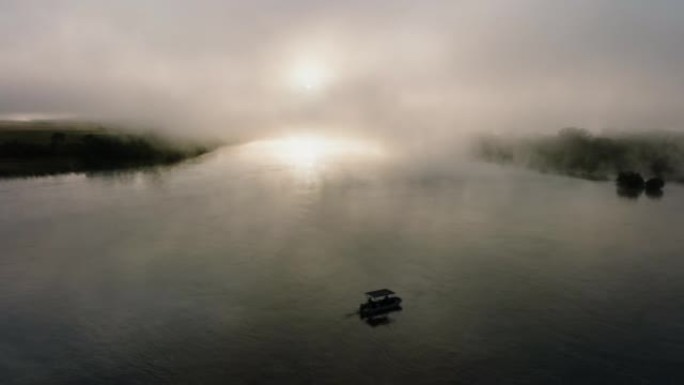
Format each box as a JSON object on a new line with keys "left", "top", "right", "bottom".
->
{"left": 2, "top": 139, "right": 684, "bottom": 384}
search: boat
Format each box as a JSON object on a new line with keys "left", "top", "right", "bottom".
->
{"left": 359, "top": 289, "right": 402, "bottom": 318}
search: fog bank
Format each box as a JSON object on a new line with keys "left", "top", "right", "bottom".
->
{"left": 3, "top": 1, "right": 684, "bottom": 144}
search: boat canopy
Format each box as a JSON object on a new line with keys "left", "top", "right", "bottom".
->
{"left": 365, "top": 289, "right": 395, "bottom": 298}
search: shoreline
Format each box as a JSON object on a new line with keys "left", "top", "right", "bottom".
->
{"left": 0, "top": 121, "right": 217, "bottom": 178}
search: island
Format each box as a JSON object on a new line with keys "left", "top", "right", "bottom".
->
{"left": 0, "top": 120, "right": 217, "bottom": 178}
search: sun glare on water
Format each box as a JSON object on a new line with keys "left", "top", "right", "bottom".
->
{"left": 279, "top": 136, "right": 332, "bottom": 167}
{"left": 252, "top": 135, "right": 384, "bottom": 175}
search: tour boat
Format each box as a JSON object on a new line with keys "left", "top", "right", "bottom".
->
{"left": 359, "top": 289, "right": 402, "bottom": 318}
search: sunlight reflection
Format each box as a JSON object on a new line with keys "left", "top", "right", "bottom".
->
{"left": 249, "top": 135, "right": 385, "bottom": 181}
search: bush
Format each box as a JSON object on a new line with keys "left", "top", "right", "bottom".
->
{"left": 474, "top": 129, "right": 684, "bottom": 181}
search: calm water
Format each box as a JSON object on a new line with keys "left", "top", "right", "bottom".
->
{"left": 2, "top": 139, "right": 684, "bottom": 384}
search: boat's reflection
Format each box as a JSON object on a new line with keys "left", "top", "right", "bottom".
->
{"left": 360, "top": 306, "right": 402, "bottom": 327}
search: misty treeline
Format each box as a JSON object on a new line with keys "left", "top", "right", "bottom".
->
{"left": 0, "top": 124, "right": 212, "bottom": 177}
{"left": 474, "top": 128, "right": 684, "bottom": 182}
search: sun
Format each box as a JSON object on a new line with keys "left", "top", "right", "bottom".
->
{"left": 290, "top": 60, "right": 331, "bottom": 91}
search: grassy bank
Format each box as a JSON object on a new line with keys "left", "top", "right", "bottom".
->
{"left": 0, "top": 121, "right": 216, "bottom": 178}
{"left": 474, "top": 128, "right": 684, "bottom": 182}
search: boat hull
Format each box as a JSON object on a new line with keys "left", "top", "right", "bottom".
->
{"left": 359, "top": 298, "right": 402, "bottom": 318}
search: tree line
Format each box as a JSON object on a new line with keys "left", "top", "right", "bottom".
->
{"left": 475, "top": 128, "right": 684, "bottom": 182}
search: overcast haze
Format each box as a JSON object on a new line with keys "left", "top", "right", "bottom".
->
{"left": 2, "top": 0, "right": 684, "bottom": 142}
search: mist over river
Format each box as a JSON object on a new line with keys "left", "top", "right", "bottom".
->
{"left": 2, "top": 138, "right": 684, "bottom": 384}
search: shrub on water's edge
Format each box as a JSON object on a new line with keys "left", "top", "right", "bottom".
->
{"left": 474, "top": 129, "right": 684, "bottom": 182}
{"left": 0, "top": 129, "right": 214, "bottom": 178}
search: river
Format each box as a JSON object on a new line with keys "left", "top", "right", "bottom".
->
{"left": 2, "top": 137, "right": 684, "bottom": 384}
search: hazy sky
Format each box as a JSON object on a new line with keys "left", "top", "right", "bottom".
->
{"left": 2, "top": 0, "right": 684, "bottom": 140}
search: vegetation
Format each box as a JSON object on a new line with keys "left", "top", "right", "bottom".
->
{"left": 474, "top": 128, "right": 684, "bottom": 182}
{"left": 0, "top": 121, "right": 215, "bottom": 178}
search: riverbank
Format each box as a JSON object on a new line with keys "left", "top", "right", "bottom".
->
{"left": 0, "top": 121, "right": 217, "bottom": 178}
{"left": 473, "top": 128, "right": 684, "bottom": 183}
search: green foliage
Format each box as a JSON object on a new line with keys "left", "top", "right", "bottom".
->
{"left": 0, "top": 124, "right": 213, "bottom": 177}
{"left": 475, "top": 128, "right": 684, "bottom": 182}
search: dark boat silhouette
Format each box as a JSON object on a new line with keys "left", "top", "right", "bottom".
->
{"left": 359, "top": 289, "right": 402, "bottom": 318}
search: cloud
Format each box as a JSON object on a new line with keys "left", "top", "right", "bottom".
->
{"left": 2, "top": 0, "right": 684, "bottom": 140}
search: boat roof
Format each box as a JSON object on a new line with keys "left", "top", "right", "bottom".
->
{"left": 365, "top": 289, "right": 395, "bottom": 298}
